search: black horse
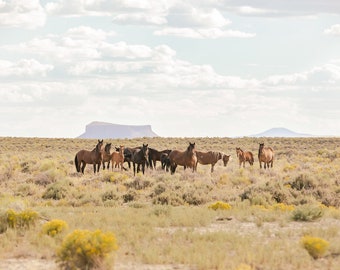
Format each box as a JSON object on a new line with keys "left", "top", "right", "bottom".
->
{"left": 131, "top": 144, "right": 149, "bottom": 176}
{"left": 160, "top": 152, "right": 171, "bottom": 172}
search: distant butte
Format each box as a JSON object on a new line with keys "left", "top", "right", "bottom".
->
{"left": 77, "top": 121, "right": 159, "bottom": 139}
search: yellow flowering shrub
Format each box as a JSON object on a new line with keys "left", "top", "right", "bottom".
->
{"left": 208, "top": 201, "right": 232, "bottom": 210}
{"left": 235, "top": 263, "right": 253, "bottom": 270}
{"left": 57, "top": 229, "right": 118, "bottom": 270}
{"left": 6, "top": 209, "right": 38, "bottom": 229}
{"left": 272, "top": 203, "right": 295, "bottom": 211}
{"left": 42, "top": 219, "right": 68, "bottom": 237}
{"left": 301, "top": 236, "right": 329, "bottom": 259}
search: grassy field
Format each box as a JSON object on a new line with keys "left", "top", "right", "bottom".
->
{"left": 0, "top": 136, "right": 340, "bottom": 270}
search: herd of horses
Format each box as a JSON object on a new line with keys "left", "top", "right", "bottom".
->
{"left": 74, "top": 140, "right": 274, "bottom": 175}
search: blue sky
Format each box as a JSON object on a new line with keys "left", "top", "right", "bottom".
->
{"left": 1, "top": 0, "right": 340, "bottom": 138}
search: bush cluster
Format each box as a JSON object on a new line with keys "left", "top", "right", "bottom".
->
{"left": 57, "top": 229, "right": 118, "bottom": 270}
{"left": 6, "top": 209, "right": 39, "bottom": 229}
{"left": 41, "top": 219, "right": 68, "bottom": 237}
{"left": 208, "top": 201, "right": 232, "bottom": 210}
{"left": 301, "top": 236, "right": 329, "bottom": 259}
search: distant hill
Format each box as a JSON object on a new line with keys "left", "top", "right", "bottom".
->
{"left": 77, "top": 121, "right": 159, "bottom": 139}
{"left": 250, "top": 127, "right": 314, "bottom": 138}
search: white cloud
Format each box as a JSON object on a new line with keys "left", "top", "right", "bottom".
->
{"left": 235, "top": 6, "right": 278, "bottom": 16}
{"left": 0, "top": 0, "right": 46, "bottom": 29}
{"left": 0, "top": 59, "right": 53, "bottom": 77}
{"left": 112, "top": 13, "right": 167, "bottom": 25}
{"left": 324, "top": 24, "right": 340, "bottom": 36}
{"left": 154, "top": 27, "right": 255, "bottom": 39}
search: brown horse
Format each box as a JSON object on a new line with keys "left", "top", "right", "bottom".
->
{"left": 168, "top": 142, "right": 197, "bottom": 174}
{"left": 148, "top": 148, "right": 172, "bottom": 169}
{"left": 236, "top": 147, "right": 254, "bottom": 168}
{"left": 74, "top": 139, "right": 104, "bottom": 174}
{"left": 101, "top": 143, "right": 112, "bottom": 170}
{"left": 196, "top": 151, "right": 230, "bottom": 172}
{"left": 258, "top": 143, "right": 274, "bottom": 169}
{"left": 111, "top": 145, "right": 125, "bottom": 171}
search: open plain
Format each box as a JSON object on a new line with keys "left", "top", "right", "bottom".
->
{"left": 0, "top": 136, "right": 340, "bottom": 270}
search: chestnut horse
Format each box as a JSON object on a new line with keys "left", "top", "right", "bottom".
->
{"left": 196, "top": 151, "right": 230, "bottom": 172}
{"left": 258, "top": 143, "right": 274, "bottom": 169}
{"left": 169, "top": 142, "right": 197, "bottom": 174}
{"left": 101, "top": 143, "right": 112, "bottom": 170}
{"left": 111, "top": 145, "right": 125, "bottom": 171}
{"left": 74, "top": 139, "right": 103, "bottom": 174}
{"left": 236, "top": 147, "right": 254, "bottom": 168}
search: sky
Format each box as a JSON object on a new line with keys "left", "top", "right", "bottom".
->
{"left": 1, "top": 0, "right": 340, "bottom": 138}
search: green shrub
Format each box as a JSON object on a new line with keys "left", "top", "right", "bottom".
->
{"left": 57, "top": 229, "right": 118, "bottom": 270}
{"left": 291, "top": 204, "right": 324, "bottom": 221}
{"left": 42, "top": 219, "right": 68, "bottom": 237}
{"left": 301, "top": 236, "right": 329, "bottom": 259}
{"left": 42, "top": 182, "right": 69, "bottom": 200}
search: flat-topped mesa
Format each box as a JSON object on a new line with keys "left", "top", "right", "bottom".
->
{"left": 78, "top": 121, "right": 159, "bottom": 139}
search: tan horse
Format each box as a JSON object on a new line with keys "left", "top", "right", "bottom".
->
{"left": 258, "top": 143, "right": 274, "bottom": 169}
{"left": 168, "top": 142, "right": 197, "bottom": 174}
{"left": 196, "top": 151, "right": 230, "bottom": 172}
{"left": 236, "top": 147, "right": 254, "bottom": 168}
{"left": 74, "top": 139, "right": 104, "bottom": 174}
{"left": 111, "top": 145, "right": 125, "bottom": 171}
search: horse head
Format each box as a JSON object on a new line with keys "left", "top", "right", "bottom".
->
{"left": 119, "top": 145, "right": 125, "bottom": 154}
{"left": 222, "top": 154, "right": 230, "bottom": 166}
{"left": 104, "top": 143, "right": 111, "bottom": 155}
{"left": 142, "top": 143, "right": 149, "bottom": 159}
{"left": 259, "top": 143, "right": 264, "bottom": 152}
{"left": 187, "top": 142, "right": 196, "bottom": 153}
{"left": 96, "top": 139, "right": 104, "bottom": 153}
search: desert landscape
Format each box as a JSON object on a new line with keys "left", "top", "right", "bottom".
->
{"left": 0, "top": 136, "right": 340, "bottom": 270}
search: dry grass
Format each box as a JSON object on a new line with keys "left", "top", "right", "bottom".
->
{"left": 0, "top": 136, "right": 340, "bottom": 269}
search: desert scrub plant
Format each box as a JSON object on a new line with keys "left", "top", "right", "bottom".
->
{"left": 272, "top": 203, "right": 295, "bottom": 212}
{"left": 42, "top": 180, "right": 71, "bottom": 200}
{"left": 57, "top": 229, "right": 118, "bottom": 270}
{"left": 291, "top": 204, "right": 324, "bottom": 222}
{"left": 6, "top": 208, "right": 39, "bottom": 229}
{"left": 208, "top": 201, "right": 232, "bottom": 210}
{"left": 301, "top": 236, "right": 329, "bottom": 259}
{"left": 41, "top": 219, "right": 68, "bottom": 237}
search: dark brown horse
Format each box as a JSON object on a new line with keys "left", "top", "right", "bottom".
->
{"left": 75, "top": 139, "right": 104, "bottom": 174}
{"left": 196, "top": 151, "right": 230, "bottom": 172}
{"left": 160, "top": 152, "right": 171, "bottom": 172}
{"left": 258, "top": 143, "right": 274, "bottom": 169}
{"left": 148, "top": 148, "right": 172, "bottom": 169}
{"left": 168, "top": 142, "right": 197, "bottom": 174}
{"left": 101, "top": 143, "right": 112, "bottom": 170}
{"left": 131, "top": 144, "right": 149, "bottom": 176}
{"left": 236, "top": 147, "right": 254, "bottom": 168}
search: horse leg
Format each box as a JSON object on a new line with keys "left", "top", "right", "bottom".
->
{"left": 211, "top": 164, "right": 214, "bottom": 173}
{"left": 170, "top": 164, "right": 177, "bottom": 175}
{"left": 81, "top": 162, "right": 86, "bottom": 174}
{"left": 259, "top": 161, "right": 262, "bottom": 169}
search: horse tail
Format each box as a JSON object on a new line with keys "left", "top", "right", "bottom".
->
{"left": 75, "top": 155, "right": 80, "bottom": 172}
{"left": 250, "top": 153, "right": 254, "bottom": 165}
